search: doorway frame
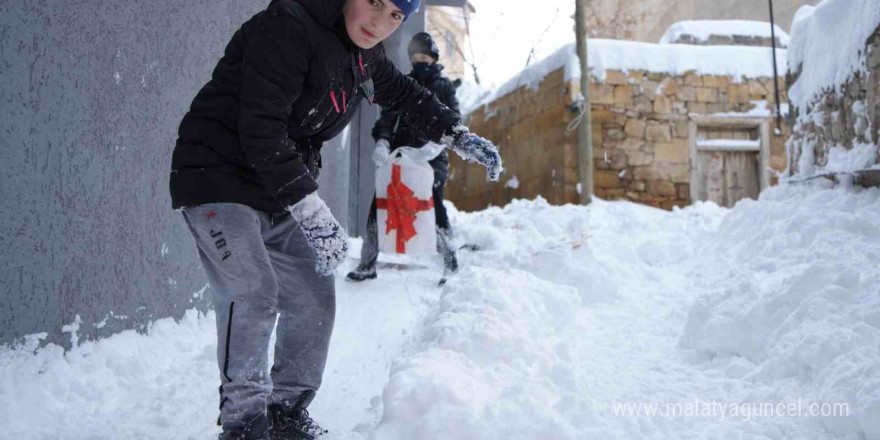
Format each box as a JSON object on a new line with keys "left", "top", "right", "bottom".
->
{"left": 687, "top": 116, "right": 771, "bottom": 205}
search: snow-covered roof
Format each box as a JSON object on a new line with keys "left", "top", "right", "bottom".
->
{"left": 473, "top": 39, "right": 786, "bottom": 111}
{"left": 660, "top": 20, "right": 790, "bottom": 47}
{"left": 787, "top": 0, "right": 880, "bottom": 111}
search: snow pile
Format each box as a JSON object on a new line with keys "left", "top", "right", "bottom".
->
{"left": 449, "top": 198, "right": 619, "bottom": 304}
{"left": 825, "top": 142, "right": 880, "bottom": 174}
{"left": 659, "top": 20, "right": 790, "bottom": 47}
{"left": 2, "top": 183, "right": 879, "bottom": 439}
{"left": 373, "top": 266, "right": 582, "bottom": 440}
{"left": 787, "top": 0, "right": 880, "bottom": 111}
{"left": 477, "top": 39, "right": 786, "bottom": 110}
{"left": 696, "top": 139, "right": 761, "bottom": 151}
{"left": 0, "top": 309, "right": 220, "bottom": 439}
{"left": 680, "top": 183, "right": 880, "bottom": 439}
{"left": 710, "top": 100, "right": 790, "bottom": 118}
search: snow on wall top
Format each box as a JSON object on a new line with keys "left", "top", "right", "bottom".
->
{"left": 787, "top": 0, "right": 880, "bottom": 112}
{"left": 659, "top": 20, "right": 791, "bottom": 46}
{"left": 475, "top": 39, "right": 786, "bottom": 111}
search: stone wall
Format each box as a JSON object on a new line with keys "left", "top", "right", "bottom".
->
{"left": 583, "top": 0, "right": 818, "bottom": 43}
{"left": 447, "top": 69, "right": 578, "bottom": 210}
{"left": 668, "top": 33, "right": 784, "bottom": 48}
{"left": 787, "top": 27, "right": 880, "bottom": 174}
{"left": 448, "top": 68, "right": 789, "bottom": 212}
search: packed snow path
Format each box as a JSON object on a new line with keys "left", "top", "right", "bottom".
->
{"left": 3, "top": 183, "right": 879, "bottom": 440}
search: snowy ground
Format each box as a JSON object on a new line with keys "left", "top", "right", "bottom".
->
{"left": 2, "top": 182, "right": 879, "bottom": 440}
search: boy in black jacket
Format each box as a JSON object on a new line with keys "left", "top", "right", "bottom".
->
{"left": 170, "top": 0, "right": 502, "bottom": 439}
{"left": 347, "top": 32, "right": 461, "bottom": 282}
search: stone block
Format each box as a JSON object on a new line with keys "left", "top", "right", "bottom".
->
{"left": 628, "top": 150, "right": 654, "bottom": 166}
{"left": 619, "top": 137, "right": 645, "bottom": 151}
{"left": 627, "top": 70, "right": 646, "bottom": 82}
{"left": 687, "top": 102, "right": 708, "bottom": 114}
{"left": 609, "top": 150, "right": 628, "bottom": 169}
{"left": 684, "top": 73, "right": 701, "bottom": 86}
{"left": 606, "top": 128, "right": 625, "bottom": 140}
{"left": 658, "top": 77, "right": 678, "bottom": 96}
{"left": 591, "top": 84, "right": 615, "bottom": 105}
{"left": 633, "top": 96, "right": 652, "bottom": 113}
{"left": 677, "top": 184, "right": 690, "bottom": 200}
{"left": 648, "top": 180, "right": 677, "bottom": 197}
{"left": 702, "top": 75, "right": 730, "bottom": 88}
{"left": 625, "top": 119, "right": 646, "bottom": 138}
{"left": 605, "top": 70, "right": 628, "bottom": 85}
{"left": 675, "top": 121, "right": 689, "bottom": 138}
{"left": 654, "top": 138, "right": 690, "bottom": 164}
{"left": 707, "top": 103, "right": 725, "bottom": 114}
{"left": 646, "top": 123, "right": 672, "bottom": 143}
{"left": 727, "top": 84, "right": 750, "bottom": 103}
{"left": 595, "top": 170, "right": 621, "bottom": 188}
{"left": 677, "top": 86, "right": 697, "bottom": 102}
{"left": 748, "top": 79, "right": 769, "bottom": 97}
{"left": 654, "top": 95, "right": 673, "bottom": 114}
{"left": 590, "top": 108, "right": 617, "bottom": 123}
{"left": 634, "top": 163, "right": 690, "bottom": 183}
{"left": 643, "top": 80, "right": 659, "bottom": 100}
{"left": 697, "top": 87, "right": 719, "bottom": 103}
{"left": 614, "top": 85, "right": 633, "bottom": 104}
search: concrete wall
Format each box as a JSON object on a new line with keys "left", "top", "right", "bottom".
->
{"left": 0, "top": 0, "right": 268, "bottom": 348}
{"left": 584, "top": 0, "right": 820, "bottom": 42}
{"left": 0, "top": 0, "right": 463, "bottom": 348}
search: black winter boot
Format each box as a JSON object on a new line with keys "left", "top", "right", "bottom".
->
{"left": 346, "top": 265, "right": 377, "bottom": 282}
{"left": 269, "top": 390, "right": 328, "bottom": 440}
{"left": 219, "top": 412, "right": 271, "bottom": 440}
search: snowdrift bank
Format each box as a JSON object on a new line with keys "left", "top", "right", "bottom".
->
{"left": 681, "top": 183, "right": 880, "bottom": 439}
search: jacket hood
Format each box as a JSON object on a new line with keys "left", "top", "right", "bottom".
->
{"left": 271, "top": 0, "right": 345, "bottom": 29}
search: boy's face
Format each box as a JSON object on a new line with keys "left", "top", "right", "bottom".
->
{"left": 343, "top": 0, "right": 406, "bottom": 49}
{"left": 410, "top": 53, "right": 435, "bottom": 64}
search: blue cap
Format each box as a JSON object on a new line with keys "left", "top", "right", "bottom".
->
{"left": 389, "top": 0, "right": 420, "bottom": 20}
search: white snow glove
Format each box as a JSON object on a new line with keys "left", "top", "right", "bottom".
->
{"left": 287, "top": 192, "right": 349, "bottom": 276}
{"left": 371, "top": 139, "right": 391, "bottom": 166}
{"left": 441, "top": 125, "right": 503, "bottom": 181}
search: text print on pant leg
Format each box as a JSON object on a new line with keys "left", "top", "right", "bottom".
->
{"left": 205, "top": 210, "right": 233, "bottom": 262}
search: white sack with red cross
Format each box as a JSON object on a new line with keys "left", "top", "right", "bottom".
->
{"left": 376, "top": 148, "right": 437, "bottom": 255}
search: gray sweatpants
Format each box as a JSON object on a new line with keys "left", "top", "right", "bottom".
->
{"left": 181, "top": 203, "right": 335, "bottom": 431}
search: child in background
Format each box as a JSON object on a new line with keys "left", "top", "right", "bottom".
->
{"left": 347, "top": 32, "right": 462, "bottom": 283}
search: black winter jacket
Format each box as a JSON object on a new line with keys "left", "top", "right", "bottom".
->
{"left": 170, "top": 0, "right": 460, "bottom": 213}
{"left": 371, "top": 63, "right": 459, "bottom": 172}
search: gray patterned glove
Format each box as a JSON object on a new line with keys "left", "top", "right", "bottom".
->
{"left": 287, "top": 192, "right": 349, "bottom": 276}
{"left": 442, "top": 125, "right": 503, "bottom": 181}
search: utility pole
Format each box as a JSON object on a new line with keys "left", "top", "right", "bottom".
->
{"left": 768, "top": 0, "right": 783, "bottom": 135}
{"left": 575, "top": 0, "right": 593, "bottom": 204}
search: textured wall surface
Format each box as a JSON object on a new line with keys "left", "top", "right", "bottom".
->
{"left": 451, "top": 67, "right": 788, "bottom": 212}
{"left": 786, "top": 28, "right": 880, "bottom": 175}
{"left": 0, "top": 0, "right": 267, "bottom": 347}
{"left": 584, "top": 0, "right": 820, "bottom": 42}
